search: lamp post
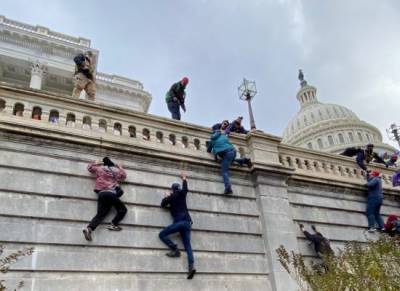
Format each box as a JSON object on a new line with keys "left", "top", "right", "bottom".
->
{"left": 238, "top": 78, "right": 257, "bottom": 130}
{"left": 387, "top": 123, "right": 400, "bottom": 148}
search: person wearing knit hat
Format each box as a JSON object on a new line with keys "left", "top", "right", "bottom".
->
{"left": 165, "top": 77, "right": 189, "bottom": 120}
{"left": 365, "top": 170, "right": 384, "bottom": 232}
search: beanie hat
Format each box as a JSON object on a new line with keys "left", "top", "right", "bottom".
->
{"left": 171, "top": 182, "right": 181, "bottom": 191}
{"left": 370, "top": 171, "right": 380, "bottom": 177}
{"left": 103, "top": 157, "right": 115, "bottom": 167}
{"left": 181, "top": 77, "right": 189, "bottom": 86}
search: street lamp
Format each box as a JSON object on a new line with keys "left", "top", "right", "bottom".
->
{"left": 387, "top": 123, "right": 400, "bottom": 148}
{"left": 238, "top": 78, "right": 257, "bottom": 130}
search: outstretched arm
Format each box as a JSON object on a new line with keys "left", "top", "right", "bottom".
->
{"left": 181, "top": 172, "right": 188, "bottom": 195}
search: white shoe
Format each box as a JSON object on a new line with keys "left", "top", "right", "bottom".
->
{"left": 367, "top": 228, "right": 376, "bottom": 233}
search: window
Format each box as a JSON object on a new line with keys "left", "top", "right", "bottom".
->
{"left": 348, "top": 132, "right": 354, "bottom": 142}
{"left": 66, "top": 113, "right": 76, "bottom": 127}
{"left": 328, "top": 135, "right": 334, "bottom": 146}
{"left": 317, "top": 138, "right": 323, "bottom": 149}
{"left": 128, "top": 126, "right": 136, "bottom": 138}
{"left": 13, "top": 103, "right": 24, "bottom": 116}
{"left": 49, "top": 110, "right": 59, "bottom": 124}
{"left": 31, "top": 107, "right": 42, "bottom": 120}
{"left": 307, "top": 142, "right": 313, "bottom": 149}
{"left": 357, "top": 132, "right": 363, "bottom": 142}
{"left": 82, "top": 116, "right": 92, "bottom": 129}
{"left": 99, "top": 119, "right": 107, "bottom": 133}
{"left": 113, "top": 123, "right": 122, "bottom": 136}
{"left": 338, "top": 133, "right": 344, "bottom": 144}
{"left": 366, "top": 133, "right": 371, "bottom": 142}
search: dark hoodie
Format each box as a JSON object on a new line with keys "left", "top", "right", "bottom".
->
{"left": 161, "top": 180, "right": 191, "bottom": 223}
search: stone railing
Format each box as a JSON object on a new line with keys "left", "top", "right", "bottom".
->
{"left": 279, "top": 144, "right": 398, "bottom": 191}
{"left": 0, "top": 15, "right": 90, "bottom": 47}
{"left": 96, "top": 72, "right": 144, "bottom": 90}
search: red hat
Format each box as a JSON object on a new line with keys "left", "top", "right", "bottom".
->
{"left": 370, "top": 171, "right": 380, "bottom": 177}
{"left": 392, "top": 154, "right": 398, "bottom": 160}
{"left": 181, "top": 77, "right": 189, "bottom": 86}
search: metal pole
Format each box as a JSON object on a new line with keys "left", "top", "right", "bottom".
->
{"left": 247, "top": 97, "right": 256, "bottom": 130}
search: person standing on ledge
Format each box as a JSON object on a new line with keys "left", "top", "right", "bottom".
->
{"left": 159, "top": 172, "right": 196, "bottom": 280}
{"left": 365, "top": 170, "right": 384, "bottom": 233}
{"left": 83, "top": 157, "right": 127, "bottom": 241}
{"left": 72, "top": 51, "right": 96, "bottom": 100}
{"left": 165, "top": 77, "right": 189, "bottom": 120}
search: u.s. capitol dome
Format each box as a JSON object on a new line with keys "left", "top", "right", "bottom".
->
{"left": 282, "top": 70, "right": 395, "bottom": 154}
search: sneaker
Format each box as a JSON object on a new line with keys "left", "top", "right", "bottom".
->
{"left": 107, "top": 224, "right": 122, "bottom": 231}
{"left": 166, "top": 249, "right": 181, "bottom": 258}
{"left": 367, "top": 228, "right": 376, "bottom": 233}
{"left": 224, "top": 188, "right": 233, "bottom": 195}
{"left": 83, "top": 227, "right": 92, "bottom": 241}
{"left": 187, "top": 265, "right": 196, "bottom": 280}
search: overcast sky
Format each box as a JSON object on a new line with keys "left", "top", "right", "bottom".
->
{"left": 2, "top": 0, "right": 400, "bottom": 148}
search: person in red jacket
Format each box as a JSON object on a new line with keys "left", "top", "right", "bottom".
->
{"left": 384, "top": 214, "right": 400, "bottom": 236}
{"left": 83, "top": 157, "right": 127, "bottom": 241}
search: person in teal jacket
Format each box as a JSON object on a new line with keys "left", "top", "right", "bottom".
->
{"left": 207, "top": 129, "right": 251, "bottom": 194}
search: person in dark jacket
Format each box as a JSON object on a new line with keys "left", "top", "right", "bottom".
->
{"left": 365, "top": 171, "right": 384, "bottom": 232}
{"left": 340, "top": 144, "right": 374, "bottom": 171}
{"left": 165, "top": 77, "right": 189, "bottom": 120}
{"left": 299, "top": 224, "right": 334, "bottom": 258}
{"left": 83, "top": 157, "right": 127, "bottom": 241}
{"left": 207, "top": 129, "right": 252, "bottom": 194}
{"left": 226, "top": 116, "right": 249, "bottom": 134}
{"left": 211, "top": 120, "right": 230, "bottom": 132}
{"left": 159, "top": 173, "right": 196, "bottom": 280}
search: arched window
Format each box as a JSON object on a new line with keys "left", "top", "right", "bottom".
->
{"left": 328, "top": 135, "right": 334, "bottom": 146}
{"left": 156, "top": 131, "right": 163, "bottom": 143}
{"left": 304, "top": 116, "right": 308, "bottom": 126}
{"left": 307, "top": 142, "right": 313, "bottom": 149}
{"left": 366, "top": 133, "right": 371, "bottom": 142}
{"left": 357, "top": 132, "right": 363, "bottom": 142}
{"left": 49, "top": 110, "right": 59, "bottom": 124}
{"left": 317, "top": 138, "right": 323, "bottom": 149}
{"left": 194, "top": 139, "right": 201, "bottom": 150}
{"left": 13, "top": 103, "right": 24, "bottom": 116}
{"left": 182, "top": 136, "right": 189, "bottom": 148}
{"left": 338, "top": 133, "right": 344, "bottom": 144}
{"left": 113, "top": 123, "right": 122, "bottom": 136}
{"left": 31, "top": 106, "right": 42, "bottom": 120}
{"left": 0, "top": 99, "right": 5, "bottom": 112}
{"left": 142, "top": 128, "right": 150, "bottom": 140}
{"left": 99, "top": 119, "right": 107, "bottom": 133}
{"left": 348, "top": 132, "right": 354, "bottom": 142}
{"left": 169, "top": 134, "right": 176, "bottom": 145}
{"left": 66, "top": 113, "right": 76, "bottom": 127}
{"left": 82, "top": 116, "right": 92, "bottom": 129}
{"left": 128, "top": 126, "right": 136, "bottom": 138}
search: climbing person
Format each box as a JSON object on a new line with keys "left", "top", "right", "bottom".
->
{"left": 299, "top": 224, "right": 334, "bottom": 258}
{"left": 159, "top": 172, "right": 196, "bottom": 280}
{"left": 384, "top": 214, "right": 400, "bottom": 236}
{"left": 72, "top": 51, "right": 96, "bottom": 100}
{"left": 365, "top": 170, "right": 384, "bottom": 233}
{"left": 385, "top": 154, "right": 398, "bottom": 168}
{"left": 83, "top": 157, "right": 127, "bottom": 241}
{"left": 340, "top": 144, "right": 374, "bottom": 171}
{"left": 211, "top": 120, "right": 230, "bottom": 132}
{"left": 226, "top": 116, "right": 249, "bottom": 134}
{"left": 207, "top": 128, "right": 252, "bottom": 194}
{"left": 165, "top": 77, "right": 189, "bottom": 120}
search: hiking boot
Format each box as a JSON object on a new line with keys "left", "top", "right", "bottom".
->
{"left": 187, "top": 265, "right": 196, "bottom": 280}
{"left": 83, "top": 227, "right": 92, "bottom": 241}
{"left": 107, "top": 224, "right": 122, "bottom": 231}
{"left": 166, "top": 249, "right": 181, "bottom": 258}
{"left": 224, "top": 188, "right": 233, "bottom": 195}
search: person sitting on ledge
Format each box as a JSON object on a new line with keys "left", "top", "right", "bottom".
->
{"left": 83, "top": 157, "right": 127, "bottom": 241}
{"left": 159, "top": 172, "right": 196, "bottom": 280}
{"left": 365, "top": 170, "right": 384, "bottom": 233}
{"left": 340, "top": 144, "right": 374, "bottom": 171}
{"left": 299, "top": 224, "right": 334, "bottom": 258}
{"left": 226, "top": 116, "right": 248, "bottom": 134}
{"left": 207, "top": 128, "right": 252, "bottom": 194}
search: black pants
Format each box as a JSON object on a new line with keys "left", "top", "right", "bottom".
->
{"left": 88, "top": 190, "right": 127, "bottom": 230}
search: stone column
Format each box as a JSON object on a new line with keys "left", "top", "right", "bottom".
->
{"left": 30, "top": 61, "right": 47, "bottom": 90}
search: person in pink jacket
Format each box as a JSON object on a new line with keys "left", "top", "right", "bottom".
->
{"left": 83, "top": 157, "right": 127, "bottom": 241}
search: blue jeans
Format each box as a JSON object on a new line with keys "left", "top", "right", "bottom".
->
{"left": 220, "top": 148, "right": 237, "bottom": 191}
{"left": 167, "top": 102, "right": 181, "bottom": 120}
{"left": 159, "top": 220, "right": 194, "bottom": 267}
{"left": 366, "top": 197, "right": 384, "bottom": 229}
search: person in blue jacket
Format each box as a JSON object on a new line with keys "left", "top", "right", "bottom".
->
{"left": 159, "top": 172, "right": 196, "bottom": 279}
{"left": 207, "top": 129, "right": 252, "bottom": 194}
{"left": 365, "top": 170, "right": 384, "bottom": 232}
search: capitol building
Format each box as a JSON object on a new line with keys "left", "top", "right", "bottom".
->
{"left": 282, "top": 70, "right": 395, "bottom": 154}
